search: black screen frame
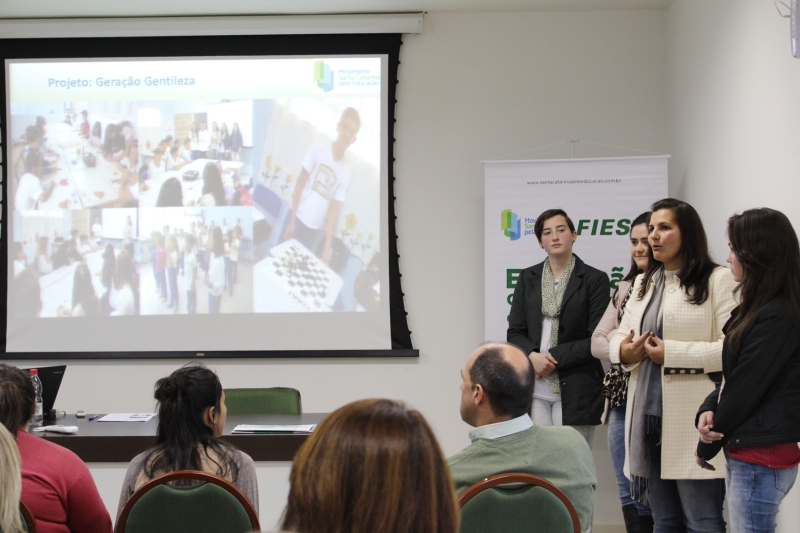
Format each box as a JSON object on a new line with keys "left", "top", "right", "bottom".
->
{"left": 0, "top": 33, "right": 416, "bottom": 359}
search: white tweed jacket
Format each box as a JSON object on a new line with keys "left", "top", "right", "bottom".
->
{"left": 609, "top": 267, "right": 737, "bottom": 480}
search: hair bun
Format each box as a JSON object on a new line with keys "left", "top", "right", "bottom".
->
{"left": 154, "top": 375, "right": 183, "bottom": 402}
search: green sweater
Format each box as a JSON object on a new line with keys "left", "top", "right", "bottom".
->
{"left": 448, "top": 425, "right": 596, "bottom": 533}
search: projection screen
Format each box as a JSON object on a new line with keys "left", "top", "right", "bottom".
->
{"left": 2, "top": 36, "right": 412, "bottom": 359}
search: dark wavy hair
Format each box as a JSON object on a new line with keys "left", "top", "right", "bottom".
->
{"left": 725, "top": 208, "right": 800, "bottom": 351}
{"left": 144, "top": 365, "right": 238, "bottom": 483}
{"left": 639, "top": 198, "right": 717, "bottom": 305}
{"left": 0, "top": 364, "right": 36, "bottom": 435}
{"left": 101, "top": 244, "right": 117, "bottom": 290}
{"left": 613, "top": 211, "right": 651, "bottom": 307}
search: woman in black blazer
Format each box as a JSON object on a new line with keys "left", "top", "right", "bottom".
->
{"left": 508, "top": 208, "right": 610, "bottom": 445}
{"left": 695, "top": 208, "right": 800, "bottom": 533}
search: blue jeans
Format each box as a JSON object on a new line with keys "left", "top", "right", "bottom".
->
{"left": 648, "top": 440, "right": 726, "bottom": 533}
{"left": 208, "top": 293, "right": 221, "bottom": 314}
{"left": 726, "top": 452, "right": 798, "bottom": 533}
{"left": 608, "top": 406, "right": 651, "bottom": 515}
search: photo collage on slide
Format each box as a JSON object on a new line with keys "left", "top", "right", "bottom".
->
{"left": 9, "top": 80, "right": 382, "bottom": 317}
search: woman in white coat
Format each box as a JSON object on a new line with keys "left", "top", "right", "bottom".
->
{"left": 610, "top": 198, "right": 737, "bottom": 533}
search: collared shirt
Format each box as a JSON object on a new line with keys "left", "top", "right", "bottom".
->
{"left": 469, "top": 414, "right": 534, "bottom": 442}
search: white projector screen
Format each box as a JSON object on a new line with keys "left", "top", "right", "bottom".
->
{"left": 5, "top": 55, "right": 391, "bottom": 354}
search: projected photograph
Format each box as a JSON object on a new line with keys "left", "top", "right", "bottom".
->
{"left": 252, "top": 98, "right": 381, "bottom": 312}
{"left": 137, "top": 207, "right": 253, "bottom": 315}
{"left": 9, "top": 109, "right": 138, "bottom": 211}
{"left": 11, "top": 208, "right": 140, "bottom": 317}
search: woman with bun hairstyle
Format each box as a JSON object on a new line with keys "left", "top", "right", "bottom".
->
{"left": 282, "top": 398, "right": 458, "bottom": 533}
{"left": 695, "top": 208, "right": 800, "bottom": 533}
{"left": 610, "top": 199, "right": 737, "bottom": 533}
{"left": 0, "top": 364, "right": 113, "bottom": 533}
{"left": 591, "top": 211, "right": 653, "bottom": 533}
{"left": 118, "top": 364, "right": 258, "bottom": 517}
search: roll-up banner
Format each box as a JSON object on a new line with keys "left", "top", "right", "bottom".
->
{"left": 484, "top": 155, "right": 669, "bottom": 341}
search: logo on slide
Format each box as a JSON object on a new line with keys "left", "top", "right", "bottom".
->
{"left": 314, "top": 61, "right": 334, "bottom": 92}
{"left": 501, "top": 209, "right": 521, "bottom": 241}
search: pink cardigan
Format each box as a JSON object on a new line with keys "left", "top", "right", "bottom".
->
{"left": 591, "top": 280, "right": 633, "bottom": 362}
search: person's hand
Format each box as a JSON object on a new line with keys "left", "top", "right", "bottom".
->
{"left": 204, "top": 278, "right": 211, "bottom": 288}
{"left": 644, "top": 335, "right": 665, "bottom": 364}
{"left": 283, "top": 219, "right": 295, "bottom": 241}
{"left": 697, "top": 410, "right": 724, "bottom": 444}
{"left": 695, "top": 449, "right": 716, "bottom": 471}
{"left": 620, "top": 330, "right": 651, "bottom": 363}
{"left": 530, "top": 351, "right": 558, "bottom": 380}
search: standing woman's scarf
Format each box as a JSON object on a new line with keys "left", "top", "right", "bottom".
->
{"left": 629, "top": 266, "right": 666, "bottom": 503}
{"left": 541, "top": 256, "right": 576, "bottom": 395}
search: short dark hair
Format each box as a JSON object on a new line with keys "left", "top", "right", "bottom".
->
{"left": 469, "top": 343, "right": 534, "bottom": 418}
{"left": 534, "top": 209, "right": 575, "bottom": 242}
{"left": 24, "top": 150, "right": 42, "bottom": 173}
{"left": 24, "top": 126, "right": 42, "bottom": 144}
{"left": 0, "top": 364, "right": 36, "bottom": 434}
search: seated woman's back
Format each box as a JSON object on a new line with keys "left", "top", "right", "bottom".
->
{"left": 117, "top": 364, "right": 258, "bottom": 519}
{"left": 0, "top": 364, "right": 113, "bottom": 533}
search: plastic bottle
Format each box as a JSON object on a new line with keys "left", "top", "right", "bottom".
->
{"left": 29, "top": 369, "right": 44, "bottom": 429}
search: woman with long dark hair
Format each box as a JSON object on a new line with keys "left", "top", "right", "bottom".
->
{"left": 118, "top": 365, "right": 258, "bottom": 516}
{"left": 70, "top": 263, "right": 101, "bottom": 316}
{"left": 199, "top": 162, "right": 226, "bottom": 206}
{"left": 156, "top": 177, "right": 183, "bottom": 207}
{"left": 695, "top": 208, "right": 800, "bottom": 533}
{"left": 282, "top": 399, "right": 458, "bottom": 533}
{"left": 230, "top": 122, "right": 243, "bottom": 161}
{"left": 610, "top": 198, "right": 737, "bottom": 533}
{"left": 111, "top": 250, "right": 137, "bottom": 316}
{"left": 592, "top": 211, "right": 653, "bottom": 533}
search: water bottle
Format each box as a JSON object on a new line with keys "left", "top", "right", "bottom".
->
{"left": 29, "top": 369, "right": 43, "bottom": 429}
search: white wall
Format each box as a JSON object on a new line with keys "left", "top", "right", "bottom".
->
{"left": 6, "top": 10, "right": 669, "bottom": 530}
{"left": 667, "top": 2, "right": 800, "bottom": 531}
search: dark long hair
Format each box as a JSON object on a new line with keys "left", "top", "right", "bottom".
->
{"left": 144, "top": 365, "right": 238, "bottom": 482}
{"left": 613, "top": 211, "right": 651, "bottom": 307}
{"left": 639, "top": 198, "right": 717, "bottom": 304}
{"left": 210, "top": 226, "right": 225, "bottom": 258}
{"left": 725, "top": 208, "right": 800, "bottom": 351}
{"left": 156, "top": 177, "right": 183, "bottom": 207}
{"left": 101, "top": 244, "right": 116, "bottom": 290}
{"left": 72, "top": 263, "right": 100, "bottom": 316}
{"left": 202, "top": 163, "right": 226, "bottom": 206}
{"left": 102, "top": 123, "right": 117, "bottom": 154}
{"left": 0, "top": 364, "right": 35, "bottom": 435}
{"left": 282, "top": 399, "right": 459, "bottom": 533}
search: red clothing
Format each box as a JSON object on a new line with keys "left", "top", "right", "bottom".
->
{"left": 728, "top": 443, "right": 800, "bottom": 469}
{"left": 17, "top": 430, "right": 113, "bottom": 533}
{"left": 80, "top": 120, "right": 90, "bottom": 138}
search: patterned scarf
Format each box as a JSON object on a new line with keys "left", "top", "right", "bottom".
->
{"left": 541, "top": 256, "right": 576, "bottom": 395}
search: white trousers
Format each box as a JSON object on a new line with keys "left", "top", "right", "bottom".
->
{"left": 530, "top": 397, "right": 596, "bottom": 449}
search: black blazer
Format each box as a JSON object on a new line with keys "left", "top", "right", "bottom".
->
{"left": 696, "top": 295, "right": 800, "bottom": 460}
{"left": 507, "top": 254, "right": 610, "bottom": 425}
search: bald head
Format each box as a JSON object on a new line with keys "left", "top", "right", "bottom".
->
{"left": 467, "top": 342, "right": 534, "bottom": 419}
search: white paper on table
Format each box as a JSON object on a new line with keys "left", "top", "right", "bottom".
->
{"left": 96, "top": 413, "right": 155, "bottom": 422}
{"left": 231, "top": 424, "right": 316, "bottom": 434}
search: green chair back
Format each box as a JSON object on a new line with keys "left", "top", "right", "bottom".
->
{"left": 224, "top": 387, "right": 302, "bottom": 415}
{"left": 20, "top": 500, "right": 36, "bottom": 533}
{"left": 458, "top": 473, "right": 580, "bottom": 533}
{"left": 116, "top": 471, "right": 259, "bottom": 533}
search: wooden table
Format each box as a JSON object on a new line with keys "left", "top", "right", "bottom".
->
{"left": 38, "top": 413, "right": 326, "bottom": 462}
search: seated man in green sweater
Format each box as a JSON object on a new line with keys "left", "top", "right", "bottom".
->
{"left": 449, "top": 342, "right": 597, "bottom": 533}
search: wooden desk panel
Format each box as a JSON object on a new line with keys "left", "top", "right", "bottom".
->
{"left": 39, "top": 413, "right": 326, "bottom": 462}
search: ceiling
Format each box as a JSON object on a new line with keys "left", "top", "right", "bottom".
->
{"left": 0, "top": 0, "right": 674, "bottom": 19}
